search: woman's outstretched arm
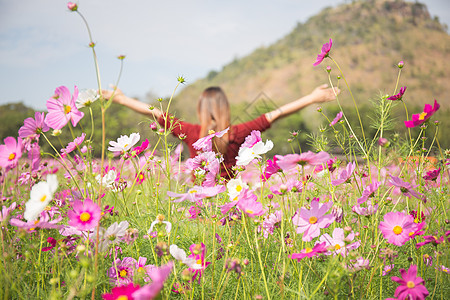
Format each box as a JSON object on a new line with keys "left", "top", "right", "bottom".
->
{"left": 264, "top": 84, "right": 340, "bottom": 123}
{"left": 102, "top": 88, "right": 163, "bottom": 119}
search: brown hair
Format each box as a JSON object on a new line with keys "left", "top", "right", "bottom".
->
{"left": 197, "top": 87, "right": 231, "bottom": 154}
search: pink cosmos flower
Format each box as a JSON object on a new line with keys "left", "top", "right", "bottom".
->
{"left": 102, "top": 283, "right": 141, "bottom": 300}
{"left": 314, "top": 157, "right": 337, "bottom": 173}
{"left": 132, "top": 262, "right": 173, "bottom": 300}
{"left": 67, "top": 2, "right": 78, "bottom": 11}
{"left": 0, "top": 136, "right": 22, "bottom": 170}
{"left": 319, "top": 228, "right": 361, "bottom": 257}
{"left": 391, "top": 265, "right": 429, "bottom": 300}
{"left": 331, "top": 162, "right": 356, "bottom": 186}
{"left": 18, "top": 112, "right": 49, "bottom": 138}
{"left": 108, "top": 257, "right": 137, "bottom": 286}
{"left": 388, "top": 87, "right": 407, "bottom": 101}
{"left": 313, "top": 38, "right": 333, "bottom": 66}
{"left": 290, "top": 242, "right": 328, "bottom": 261}
{"left": 135, "top": 172, "right": 145, "bottom": 184}
{"left": 383, "top": 264, "right": 395, "bottom": 276}
{"left": 192, "top": 127, "right": 229, "bottom": 152}
{"left": 329, "top": 111, "right": 343, "bottom": 126}
{"left": 292, "top": 199, "right": 335, "bottom": 241}
{"left": 275, "top": 151, "right": 330, "bottom": 171}
{"left": 262, "top": 210, "right": 282, "bottom": 238}
{"left": 41, "top": 237, "right": 57, "bottom": 252}
{"left": 67, "top": 198, "right": 101, "bottom": 231}
{"left": 388, "top": 175, "right": 423, "bottom": 199}
{"left": 423, "top": 168, "right": 440, "bottom": 181}
{"left": 357, "top": 181, "right": 381, "bottom": 204}
{"left": 416, "top": 235, "right": 444, "bottom": 249}
{"left": 241, "top": 130, "right": 262, "bottom": 148}
{"left": 45, "top": 86, "right": 84, "bottom": 130}
{"left": 352, "top": 201, "right": 378, "bottom": 216}
{"left": 379, "top": 211, "right": 416, "bottom": 246}
{"left": 132, "top": 139, "right": 149, "bottom": 156}
{"left": 167, "top": 185, "right": 225, "bottom": 203}
{"left": 61, "top": 133, "right": 86, "bottom": 157}
{"left": 404, "top": 99, "right": 440, "bottom": 128}
{"left": 187, "top": 243, "right": 211, "bottom": 283}
{"left": 270, "top": 178, "right": 302, "bottom": 195}
{"left": 237, "top": 194, "right": 265, "bottom": 218}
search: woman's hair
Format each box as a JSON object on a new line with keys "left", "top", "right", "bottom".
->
{"left": 197, "top": 87, "right": 231, "bottom": 154}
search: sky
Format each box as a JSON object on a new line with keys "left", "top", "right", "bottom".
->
{"left": 1, "top": 0, "right": 449, "bottom": 110}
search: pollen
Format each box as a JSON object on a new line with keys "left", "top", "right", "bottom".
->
{"left": 196, "top": 259, "right": 202, "bottom": 265}
{"left": 8, "top": 153, "right": 16, "bottom": 161}
{"left": 334, "top": 244, "right": 341, "bottom": 250}
{"left": 305, "top": 247, "right": 313, "bottom": 253}
{"left": 79, "top": 212, "right": 91, "bottom": 222}
{"left": 309, "top": 216, "right": 318, "bottom": 224}
{"left": 116, "top": 296, "right": 129, "bottom": 300}
{"left": 406, "top": 281, "right": 415, "bottom": 288}
{"left": 393, "top": 225, "right": 403, "bottom": 235}
{"left": 246, "top": 209, "right": 254, "bottom": 214}
{"left": 64, "top": 105, "right": 72, "bottom": 114}
{"left": 236, "top": 185, "right": 242, "bottom": 192}
{"left": 40, "top": 195, "right": 47, "bottom": 202}
{"left": 418, "top": 112, "right": 427, "bottom": 120}
{"left": 119, "top": 270, "right": 128, "bottom": 277}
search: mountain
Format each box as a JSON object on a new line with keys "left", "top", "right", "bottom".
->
{"left": 170, "top": 0, "right": 449, "bottom": 126}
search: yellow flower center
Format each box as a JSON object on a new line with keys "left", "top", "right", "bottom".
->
{"left": 79, "top": 212, "right": 91, "bottom": 222}
{"left": 418, "top": 112, "right": 427, "bottom": 120}
{"left": 64, "top": 105, "right": 72, "bottom": 114}
{"left": 117, "top": 296, "right": 128, "bottom": 300}
{"left": 208, "top": 130, "right": 215, "bottom": 135}
{"left": 246, "top": 209, "right": 254, "bottom": 214}
{"left": 196, "top": 259, "right": 202, "bottom": 265}
{"left": 406, "top": 281, "right": 415, "bottom": 288}
{"left": 8, "top": 153, "right": 16, "bottom": 161}
{"left": 137, "top": 267, "right": 144, "bottom": 273}
{"left": 393, "top": 226, "right": 403, "bottom": 235}
{"left": 236, "top": 185, "right": 242, "bottom": 192}
{"left": 305, "top": 247, "right": 313, "bottom": 253}
{"left": 40, "top": 195, "right": 47, "bottom": 202}
{"left": 309, "top": 216, "right": 318, "bottom": 224}
{"left": 139, "top": 174, "right": 144, "bottom": 180}
{"left": 334, "top": 244, "right": 341, "bottom": 250}
{"left": 189, "top": 189, "right": 197, "bottom": 194}
{"left": 119, "top": 270, "right": 128, "bottom": 277}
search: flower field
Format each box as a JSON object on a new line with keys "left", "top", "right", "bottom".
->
{"left": 0, "top": 3, "right": 448, "bottom": 300}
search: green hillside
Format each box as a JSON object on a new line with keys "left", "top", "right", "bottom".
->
{"left": 165, "top": 0, "right": 449, "bottom": 153}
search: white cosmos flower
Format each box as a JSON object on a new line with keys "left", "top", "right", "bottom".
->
{"left": 235, "top": 140, "right": 273, "bottom": 166}
{"left": 169, "top": 244, "right": 202, "bottom": 270}
{"left": 95, "top": 169, "right": 117, "bottom": 190}
{"left": 148, "top": 215, "right": 172, "bottom": 233}
{"left": 108, "top": 133, "right": 140, "bottom": 153}
{"left": 24, "top": 174, "right": 59, "bottom": 221}
{"left": 75, "top": 89, "right": 99, "bottom": 109}
{"left": 227, "top": 177, "right": 248, "bottom": 201}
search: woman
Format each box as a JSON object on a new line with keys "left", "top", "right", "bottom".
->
{"left": 103, "top": 84, "right": 339, "bottom": 178}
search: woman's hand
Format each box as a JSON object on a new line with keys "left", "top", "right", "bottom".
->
{"left": 102, "top": 88, "right": 124, "bottom": 104}
{"left": 311, "top": 84, "right": 340, "bottom": 104}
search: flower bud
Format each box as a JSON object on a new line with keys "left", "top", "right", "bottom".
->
{"left": 67, "top": 2, "right": 78, "bottom": 11}
{"left": 397, "top": 61, "right": 404, "bottom": 68}
{"left": 377, "top": 137, "right": 390, "bottom": 147}
{"left": 316, "top": 107, "right": 322, "bottom": 112}
{"left": 326, "top": 66, "right": 331, "bottom": 73}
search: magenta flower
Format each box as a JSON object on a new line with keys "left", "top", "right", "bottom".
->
{"left": 132, "top": 262, "right": 173, "bottom": 300}
{"left": 19, "top": 112, "right": 49, "bottom": 138}
{"left": 61, "top": 133, "right": 86, "bottom": 157}
{"left": 379, "top": 212, "right": 416, "bottom": 246}
{"left": 383, "top": 264, "right": 395, "bottom": 276}
{"left": 0, "top": 136, "right": 22, "bottom": 170}
{"left": 187, "top": 243, "right": 211, "bottom": 283}
{"left": 132, "top": 139, "right": 149, "bottom": 156}
{"left": 423, "top": 168, "right": 440, "bottom": 181}
{"left": 262, "top": 210, "right": 282, "bottom": 238}
{"left": 416, "top": 235, "right": 444, "bottom": 249}
{"left": 167, "top": 185, "right": 225, "bottom": 203}
{"left": 329, "top": 111, "right": 343, "bottom": 126}
{"left": 45, "top": 86, "right": 84, "bottom": 130}
{"left": 292, "top": 199, "right": 335, "bottom": 241}
{"left": 237, "top": 194, "right": 265, "bottom": 218}
{"left": 41, "top": 237, "right": 57, "bottom": 252}
{"left": 388, "top": 87, "right": 407, "bottom": 101}
{"left": 67, "top": 198, "right": 101, "bottom": 231}
{"left": 261, "top": 156, "right": 281, "bottom": 181}
{"left": 313, "top": 38, "right": 333, "bottom": 66}
{"left": 388, "top": 175, "right": 423, "bottom": 199}
{"left": 102, "top": 283, "right": 140, "bottom": 300}
{"left": 192, "top": 127, "right": 229, "bottom": 152}
{"left": 331, "top": 162, "right": 355, "bottom": 186}
{"left": 352, "top": 201, "right": 378, "bottom": 216}
{"left": 275, "top": 151, "right": 330, "bottom": 171}
{"left": 67, "top": 2, "right": 78, "bottom": 11}
{"left": 391, "top": 265, "right": 429, "bottom": 300}
{"left": 290, "top": 242, "right": 327, "bottom": 261}
{"left": 404, "top": 99, "right": 440, "bottom": 128}
{"left": 135, "top": 172, "right": 145, "bottom": 184}
{"left": 357, "top": 181, "right": 381, "bottom": 204}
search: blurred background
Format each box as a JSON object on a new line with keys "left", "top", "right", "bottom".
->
{"left": 1, "top": 0, "right": 449, "bottom": 156}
